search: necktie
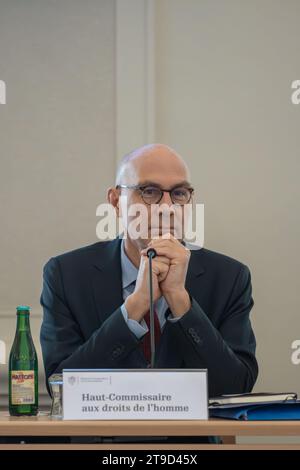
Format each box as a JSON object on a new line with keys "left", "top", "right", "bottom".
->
{"left": 140, "top": 308, "right": 161, "bottom": 365}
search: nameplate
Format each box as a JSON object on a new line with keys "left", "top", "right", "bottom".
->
{"left": 63, "top": 369, "right": 208, "bottom": 420}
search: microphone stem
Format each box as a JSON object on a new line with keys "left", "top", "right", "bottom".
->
{"left": 148, "top": 253, "right": 155, "bottom": 368}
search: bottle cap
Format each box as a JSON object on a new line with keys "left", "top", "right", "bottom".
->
{"left": 16, "top": 305, "right": 30, "bottom": 313}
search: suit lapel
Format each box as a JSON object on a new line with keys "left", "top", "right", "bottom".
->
{"left": 91, "top": 238, "right": 124, "bottom": 325}
{"left": 185, "top": 248, "right": 205, "bottom": 297}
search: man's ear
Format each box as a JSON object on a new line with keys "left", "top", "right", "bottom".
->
{"left": 107, "top": 187, "right": 120, "bottom": 217}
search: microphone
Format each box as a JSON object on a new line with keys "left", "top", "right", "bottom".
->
{"left": 146, "top": 248, "right": 157, "bottom": 259}
{"left": 146, "top": 248, "right": 157, "bottom": 368}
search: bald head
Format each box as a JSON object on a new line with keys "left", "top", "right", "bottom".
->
{"left": 115, "top": 143, "right": 190, "bottom": 186}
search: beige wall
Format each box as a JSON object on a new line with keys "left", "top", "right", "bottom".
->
{"left": 0, "top": 0, "right": 116, "bottom": 405}
{"left": 0, "top": 0, "right": 300, "bottom": 415}
{"left": 155, "top": 0, "right": 300, "bottom": 398}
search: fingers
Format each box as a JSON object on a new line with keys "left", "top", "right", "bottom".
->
{"left": 140, "top": 254, "right": 170, "bottom": 278}
{"left": 142, "top": 235, "right": 184, "bottom": 252}
{"left": 141, "top": 234, "right": 190, "bottom": 261}
{"left": 152, "top": 255, "right": 170, "bottom": 265}
{"left": 151, "top": 259, "right": 169, "bottom": 276}
{"left": 141, "top": 254, "right": 170, "bottom": 263}
{"left": 143, "top": 245, "right": 188, "bottom": 260}
{"left": 147, "top": 246, "right": 174, "bottom": 259}
{"left": 153, "top": 261, "right": 169, "bottom": 282}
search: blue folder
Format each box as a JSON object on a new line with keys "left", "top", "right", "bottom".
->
{"left": 209, "top": 401, "right": 300, "bottom": 420}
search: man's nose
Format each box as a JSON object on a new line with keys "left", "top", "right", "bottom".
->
{"left": 160, "top": 190, "right": 173, "bottom": 206}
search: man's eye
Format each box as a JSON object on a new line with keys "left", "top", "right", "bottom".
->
{"left": 143, "top": 187, "right": 159, "bottom": 196}
{"left": 173, "top": 188, "right": 186, "bottom": 197}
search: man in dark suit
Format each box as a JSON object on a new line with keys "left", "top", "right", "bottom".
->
{"left": 40, "top": 144, "right": 258, "bottom": 439}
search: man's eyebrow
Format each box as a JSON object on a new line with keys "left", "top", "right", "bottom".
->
{"left": 138, "top": 180, "right": 192, "bottom": 188}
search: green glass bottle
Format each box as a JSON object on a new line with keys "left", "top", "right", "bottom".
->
{"left": 9, "top": 306, "right": 38, "bottom": 416}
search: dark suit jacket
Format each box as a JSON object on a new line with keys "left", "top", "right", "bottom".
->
{"left": 40, "top": 238, "right": 258, "bottom": 397}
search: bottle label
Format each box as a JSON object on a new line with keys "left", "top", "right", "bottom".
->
{"left": 11, "top": 370, "right": 35, "bottom": 405}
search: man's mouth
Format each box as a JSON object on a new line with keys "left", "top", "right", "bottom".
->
{"left": 150, "top": 226, "right": 175, "bottom": 230}
{"left": 149, "top": 227, "right": 175, "bottom": 235}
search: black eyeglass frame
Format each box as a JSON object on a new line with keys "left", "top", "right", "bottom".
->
{"left": 116, "top": 184, "right": 194, "bottom": 205}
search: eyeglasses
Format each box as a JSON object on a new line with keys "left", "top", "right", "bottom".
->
{"left": 116, "top": 184, "right": 194, "bottom": 205}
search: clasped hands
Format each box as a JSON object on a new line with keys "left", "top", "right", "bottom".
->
{"left": 125, "top": 234, "right": 191, "bottom": 322}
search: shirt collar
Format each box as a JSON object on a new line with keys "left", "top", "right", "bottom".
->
{"left": 120, "top": 239, "right": 139, "bottom": 289}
